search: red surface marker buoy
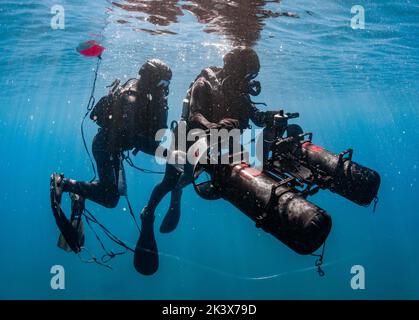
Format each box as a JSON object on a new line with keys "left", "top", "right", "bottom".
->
{"left": 76, "top": 40, "right": 105, "bottom": 57}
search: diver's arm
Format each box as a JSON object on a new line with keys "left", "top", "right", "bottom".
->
{"left": 218, "top": 118, "right": 240, "bottom": 130}
{"left": 189, "top": 112, "right": 218, "bottom": 130}
{"left": 132, "top": 93, "right": 168, "bottom": 156}
{"left": 188, "top": 80, "right": 218, "bottom": 130}
{"left": 154, "top": 95, "right": 169, "bottom": 130}
{"left": 249, "top": 103, "right": 267, "bottom": 127}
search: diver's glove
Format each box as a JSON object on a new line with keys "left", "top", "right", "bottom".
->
{"left": 217, "top": 118, "right": 240, "bottom": 130}
{"left": 206, "top": 122, "right": 220, "bottom": 130}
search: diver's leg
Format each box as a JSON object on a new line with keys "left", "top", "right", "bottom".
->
{"left": 159, "top": 160, "right": 194, "bottom": 233}
{"left": 142, "top": 163, "right": 182, "bottom": 216}
{"left": 164, "top": 160, "right": 194, "bottom": 217}
{"left": 134, "top": 163, "right": 182, "bottom": 275}
{"left": 168, "top": 187, "right": 183, "bottom": 217}
{"left": 63, "top": 130, "right": 120, "bottom": 208}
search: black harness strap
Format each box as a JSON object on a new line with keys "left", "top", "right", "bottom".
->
{"left": 122, "top": 151, "right": 165, "bottom": 174}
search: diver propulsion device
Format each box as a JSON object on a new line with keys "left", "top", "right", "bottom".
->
{"left": 193, "top": 111, "right": 381, "bottom": 255}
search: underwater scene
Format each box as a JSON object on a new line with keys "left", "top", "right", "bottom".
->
{"left": 0, "top": 0, "right": 418, "bottom": 300}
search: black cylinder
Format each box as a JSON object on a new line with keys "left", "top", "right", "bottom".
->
{"left": 301, "top": 142, "right": 381, "bottom": 206}
{"left": 214, "top": 164, "right": 332, "bottom": 255}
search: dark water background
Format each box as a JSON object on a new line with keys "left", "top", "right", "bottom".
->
{"left": 0, "top": 0, "right": 418, "bottom": 299}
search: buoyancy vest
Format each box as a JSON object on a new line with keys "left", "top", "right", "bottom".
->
{"left": 182, "top": 67, "right": 253, "bottom": 129}
{"left": 181, "top": 67, "right": 223, "bottom": 123}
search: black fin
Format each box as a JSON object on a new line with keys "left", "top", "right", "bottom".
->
{"left": 50, "top": 174, "right": 82, "bottom": 254}
{"left": 160, "top": 206, "right": 181, "bottom": 234}
{"left": 160, "top": 191, "right": 181, "bottom": 234}
{"left": 134, "top": 213, "right": 158, "bottom": 275}
{"left": 57, "top": 193, "right": 85, "bottom": 252}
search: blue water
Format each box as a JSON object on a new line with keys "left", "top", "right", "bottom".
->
{"left": 0, "top": 0, "right": 418, "bottom": 299}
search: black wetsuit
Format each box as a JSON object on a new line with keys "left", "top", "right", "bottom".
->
{"left": 63, "top": 128, "right": 122, "bottom": 208}
{"left": 63, "top": 83, "right": 168, "bottom": 209}
{"left": 143, "top": 68, "right": 267, "bottom": 216}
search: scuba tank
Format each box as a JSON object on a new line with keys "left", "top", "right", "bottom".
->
{"left": 90, "top": 78, "right": 139, "bottom": 129}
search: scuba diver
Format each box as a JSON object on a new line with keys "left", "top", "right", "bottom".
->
{"left": 134, "top": 47, "right": 281, "bottom": 275}
{"left": 50, "top": 59, "right": 172, "bottom": 254}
